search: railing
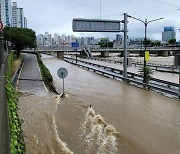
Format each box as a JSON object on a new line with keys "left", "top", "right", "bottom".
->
{"left": 91, "top": 57, "right": 178, "bottom": 73}
{"left": 64, "top": 56, "right": 179, "bottom": 99}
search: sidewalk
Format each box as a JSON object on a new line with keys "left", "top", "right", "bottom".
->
{"left": 17, "top": 54, "right": 47, "bottom": 95}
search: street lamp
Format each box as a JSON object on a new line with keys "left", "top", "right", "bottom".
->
{"left": 128, "top": 15, "right": 163, "bottom": 83}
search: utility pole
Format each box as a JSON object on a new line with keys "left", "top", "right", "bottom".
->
{"left": 123, "top": 13, "right": 128, "bottom": 81}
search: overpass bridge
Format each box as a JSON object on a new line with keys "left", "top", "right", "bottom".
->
{"left": 22, "top": 47, "right": 180, "bottom": 58}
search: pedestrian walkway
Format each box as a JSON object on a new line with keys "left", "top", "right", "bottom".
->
{"left": 17, "top": 54, "right": 47, "bottom": 95}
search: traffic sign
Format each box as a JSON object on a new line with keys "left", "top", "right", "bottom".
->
{"left": 57, "top": 67, "right": 68, "bottom": 79}
{"left": 72, "top": 18, "right": 121, "bottom": 32}
{"left": 57, "top": 67, "right": 68, "bottom": 96}
{"left": 71, "top": 42, "right": 79, "bottom": 48}
{"left": 0, "top": 21, "right": 4, "bottom": 31}
{"left": 145, "top": 51, "right": 149, "bottom": 62}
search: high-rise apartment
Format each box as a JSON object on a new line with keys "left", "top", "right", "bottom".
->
{"left": 162, "top": 26, "right": 176, "bottom": 42}
{"left": 1, "top": 0, "right": 12, "bottom": 26}
{"left": 12, "top": 2, "right": 26, "bottom": 28}
{"left": 24, "top": 17, "right": 27, "bottom": 28}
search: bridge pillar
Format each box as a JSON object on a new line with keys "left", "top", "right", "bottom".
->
{"left": 80, "top": 51, "right": 87, "bottom": 58}
{"left": 101, "top": 51, "right": 109, "bottom": 57}
{"left": 174, "top": 54, "right": 180, "bottom": 66}
{"left": 139, "top": 51, "right": 144, "bottom": 57}
{"left": 57, "top": 52, "right": 64, "bottom": 59}
{"left": 120, "top": 51, "right": 129, "bottom": 57}
{"left": 158, "top": 51, "right": 169, "bottom": 57}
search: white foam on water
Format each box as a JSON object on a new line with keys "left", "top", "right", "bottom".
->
{"left": 79, "top": 106, "right": 119, "bottom": 154}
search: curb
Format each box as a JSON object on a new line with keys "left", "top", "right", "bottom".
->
{"left": 11, "top": 56, "right": 25, "bottom": 88}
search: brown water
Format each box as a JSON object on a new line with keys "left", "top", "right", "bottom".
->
{"left": 18, "top": 93, "right": 73, "bottom": 154}
{"left": 40, "top": 54, "right": 179, "bottom": 154}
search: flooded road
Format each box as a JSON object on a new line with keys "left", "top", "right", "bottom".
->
{"left": 42, "top": 54, "right": 180, "bottom": 154}
{"left": 72, "top": 55, "right": 178, "bottom": 83}
{"left": 17, "top": 54, "right": 73, "bottom": 154}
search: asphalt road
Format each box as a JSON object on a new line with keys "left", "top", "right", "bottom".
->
{"left": 18, "top": 54, "right": 47, "bottom": 95}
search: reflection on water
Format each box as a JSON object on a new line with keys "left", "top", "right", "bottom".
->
{"left": 42, "top": 54, "right": 180, "bottom": 154}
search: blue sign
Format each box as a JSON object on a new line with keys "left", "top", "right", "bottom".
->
{"left": 71, "top": 42, "right": 79, "bottom": 48}
{"left": 164, "top": 26, "right": 174, "bottom": 31}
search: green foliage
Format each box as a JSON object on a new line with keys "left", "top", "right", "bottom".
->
{"left": 99, "top": 42, "right": 113, "bottom": 48}
{"left": 6, "top": 52, "right": 14, "bottom": 78}
{"left": 143, "top": 39, "right": 152, "bottom": 46}
{"left": 151, "top": 41, "right": 161, "bottom": 47}
{"left": 36, "top": 54, "right": 57, "bottom": 93}
{"left": 168, "top": 39, "right": 176, "bottom": 45}
{"left": 3, "top": 27, "right": 36, "bottom": 57}
{"left": 139, "top": 66, "right": 154, "bottom": 83}
{"left": 6, "top": 53, "right": 25, "bottom": 153}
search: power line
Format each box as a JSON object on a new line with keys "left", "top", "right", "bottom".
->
{"left": 67, "top": 0, "right": 122, "bottom": 15}
{"left": 151, "top": 0, "right": 180, "bottom": 8}
{"left": 67, "top": 0, "right": 179, "bottom": 19}
{"left": 130, "top": 9, "right": 179, "bottom": 16}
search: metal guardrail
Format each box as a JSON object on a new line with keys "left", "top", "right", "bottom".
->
{"left": 91, "top": 57, "right": 178, "bottom": 74}
{"left": 64, "top": 57, "right": 179, "bottom": 99}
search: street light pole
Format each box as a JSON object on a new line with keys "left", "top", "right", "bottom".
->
{"left": 128, "top": 15, "right": 163, "bottom": 83}
{"left": 144, "top": 19, "right": 147, "bottom": 83}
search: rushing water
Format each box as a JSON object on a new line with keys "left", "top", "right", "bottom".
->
{"left": 41, "top": 54, "right": 180, "bottom": 154}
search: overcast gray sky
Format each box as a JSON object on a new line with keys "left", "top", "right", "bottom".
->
{"left": 14, "top": 0, "right": 180, "bottom": 40}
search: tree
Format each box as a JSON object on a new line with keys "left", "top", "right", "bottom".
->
{"left": 143, "top": 39, "right": 152, "bottom": 47}
{"left": 168, "top": 39, "right": 176, "bottom": 45}
{"left": 98, "top": 41, "right": 113, "bottom": 48}
{"left": 139, "top": 66, "right": 154, "bottom": 84}
{"left": 3, "top": 27, "right": 36, "bottom": 57}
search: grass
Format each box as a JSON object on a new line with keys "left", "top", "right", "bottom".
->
{"left": 6, "top": 52, "right": 26, "bottom": 154}
{"left": 36, "top": 53, "right": 58, "bottom": 94}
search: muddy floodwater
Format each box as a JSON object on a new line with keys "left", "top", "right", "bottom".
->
{"left": 39, "top": 54, "right": 179, "bottom": 154}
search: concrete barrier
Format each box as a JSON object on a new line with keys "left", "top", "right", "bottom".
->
{"left": 0, "top": 64, "right": 11, "bottom": 154}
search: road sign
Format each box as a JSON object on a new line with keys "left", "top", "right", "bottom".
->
{"left": 57, "top": 67, "right": 68, "bottom": 96}
{"left": 57, "top": 67, "right": 68, "bottom": 79}
{"left": 0, "top": 21, "right": 4, "bottom": 31}
{"left": 71, "top": 42, "right": 79, "bottom": 48}
{"left": 72, "top": 18, "right": 121, "bottom": 32}
{"left": 145, "top": 51, "right": 149, "bottom": 61}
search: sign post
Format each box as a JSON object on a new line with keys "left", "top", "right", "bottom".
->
{"left": 72, "top": 18, "right": 129, "bottom": 80}
{"left": 123, "top": 13, "right": 128, "bottom": 81}
{"left": 57, "top": 67, "right": 68, "bottom": 96}
{"left": 71, "top": 42, "right": 79, "bottom": 63}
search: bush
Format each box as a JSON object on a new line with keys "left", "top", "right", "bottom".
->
{"left": 36, "top": 54, "right": 58, "bottom": 94}
{"left": 6, "top": 52, "right": 26, "bottom": 154}
{"left": 139, "top": 66, "right": 154, "bottom": 84}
